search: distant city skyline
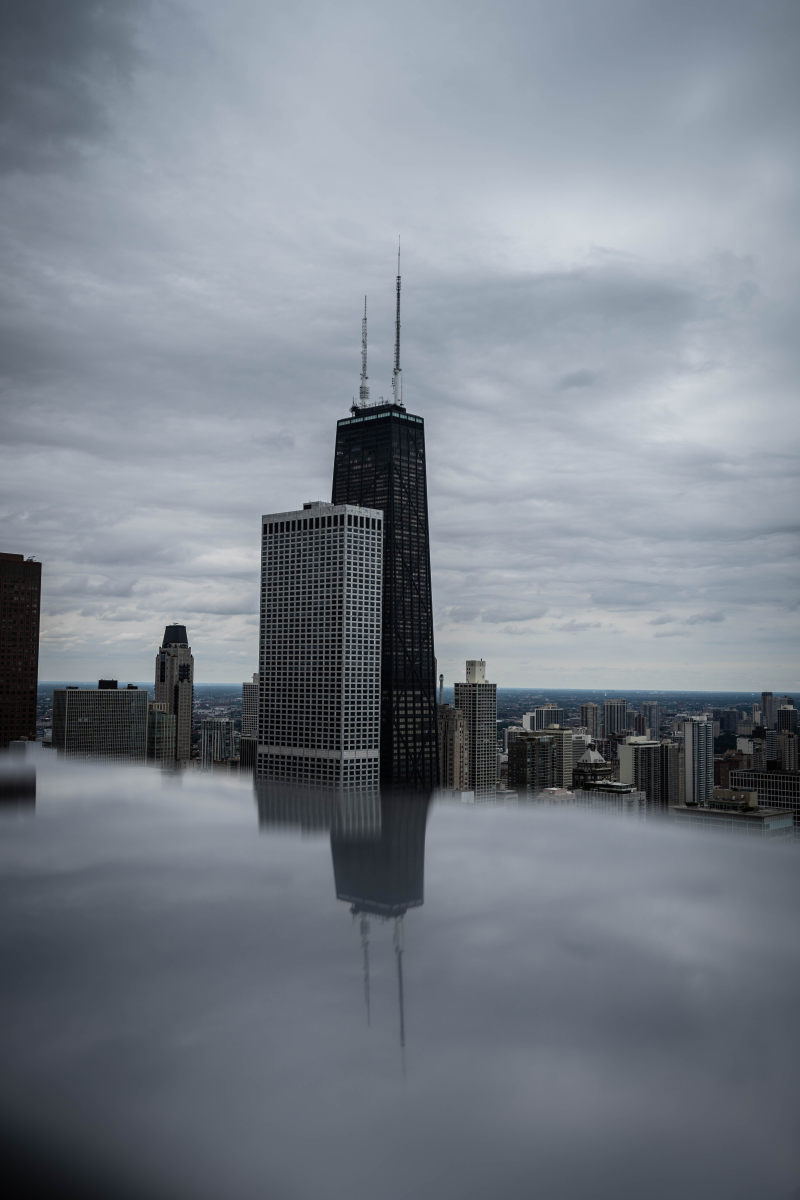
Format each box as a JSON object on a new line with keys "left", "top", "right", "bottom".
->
{"left": 2, "top": 1, "right": 798, "bottom": 690}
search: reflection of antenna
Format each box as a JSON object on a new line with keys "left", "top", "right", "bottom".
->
{"left": 394, "top": 915, "right": 406, "bottom": 1075}
{"left": 360, "top": 913, "right": 371, "bottom": 1026}
{"left": 359, "top": 296, "right": 369, "bottom": 406}
{"left": 391, "top": 238, "right": 403, "bottom": 407}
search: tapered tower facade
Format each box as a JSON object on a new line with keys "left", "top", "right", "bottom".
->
{"left": 154, "top": 624, "right": 194, "bottom": 764}
{"left": 331, "top": 263, "right": 438, "bottom": 789}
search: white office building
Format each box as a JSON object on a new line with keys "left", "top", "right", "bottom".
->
{"left": 258, "top": 501, "right": 382, "bottom": 789}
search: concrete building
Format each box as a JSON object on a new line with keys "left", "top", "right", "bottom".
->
{"left": 682, "top": 717, "right": 714, "bottom": 807}
{"left": 671, "top": 787, "right": 793, "bottom": 839}
{"left": 147, "top": 702, "right": 176, "bottom": 766}
{"left": 52, "top": 682, "right": 147, "bottom": 762}
{"left": 522, "top": 704, "right": 565, "bottom": 732}
{"left": 777, "top": 731, "right": 798, "bottom": 772}
{"left": 603, "top": 698, "right": 628, "bottom": 738}
{"left": 0, "top": 552, "right": 41, "bottom": 747}
{"left": 618, "top": 738, "right": 661, "bottom": 804}
{"left": 580, "top": 702, "right": 599, "bottom": 739}
{"left": 437, "top": 703, "right": 469, "bottom": 791}
{"left": 760, "top": 692, "right": 776, "bottom": 730}
{"left": 258, "top": 501, "right": 382, "bottom": 789}
{"left": 641, "top": 700, "right": 661, "bottom": 740}
{"left": 729, "top": 769, "right": 800, "bottom": 832}
{"left": 201, "top": 717, "right": 236, "bottom": 769}
{"left": 508, "top": 731, "right": 556, "bottom": 792}
{"left": 154, "top": 624, "right": 194, "bottom": 765}
{"left": 454, "top": 660, "right": 497, "bottom": 797}
{"left": 242, "top": 673, "right": 259, "bottom": 739}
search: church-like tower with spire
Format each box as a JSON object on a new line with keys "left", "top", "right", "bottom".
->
{"left": 331, "top": 250, "right": 438, "bottom": 789}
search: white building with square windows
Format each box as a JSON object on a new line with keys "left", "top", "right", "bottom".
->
{"left": 257, "top": 501, "right": 382, "bottom": 790}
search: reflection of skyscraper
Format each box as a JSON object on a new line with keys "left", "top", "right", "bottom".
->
{"left": 331, "top": 268, "right": 438, "bottom": 789}
{"left": 154, "top": 625, "right": 194, "bottom": 765}
{"left": 0, "top": 553, "right": 41, "bottom": 748}
{"left": 331, "top": 795, "right": 429, "bottom": 1050}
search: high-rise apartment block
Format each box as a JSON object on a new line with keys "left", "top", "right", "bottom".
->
{"left": 258, "top": 502, "right": 382, "bottom": 789}
{"left": 641, "top": 701, "right": 661, "bottom": 740}
{"left": 437, "top": 703, "right": 469, "bottom": 791}
{"left": 454, "top": 660, "right": 497, "bottom": 797}
{"left": 331, "top": 270, "right": 437, "bottom": 789}
{"left": 760, "top": 692, "right": 776, "bottom": 730}
{"left": 522, "top": 704, "right": 565, "bottom": 732}
{"left": 618, "top": 738, "right": 661, "bottom": 804}
{"left": 580, "top": 702, "right": 599, "bottom": 739}
{"left": 52, "top": 682, "right": 147, "bottom": 762}
{"left": 154, "top": 624, "right": 194, "bottom": 764}
{"left": 201, "top": 717, "right": 235, "bottom": 768}
{"left": 0, "top": 553, "right": 41, "bottom": 747}
{"left": 508, "top": 731, "right": 556, "bottom": 792}
{"left": 682, "top": 717, "right": 714, "bottom": 807}
{"left": 603, "top": 698, "right": 628, "bottom": 738}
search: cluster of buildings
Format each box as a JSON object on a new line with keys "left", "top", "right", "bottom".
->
{"left": 1, "top": 274, "right": 797, "bottom": 839}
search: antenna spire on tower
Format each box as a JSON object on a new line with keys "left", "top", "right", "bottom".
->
{"left": 392, "top": 237, "right": 403, "bottom": 407}
{"left": 359, "top": 295, "right": 369, "bottom": 406}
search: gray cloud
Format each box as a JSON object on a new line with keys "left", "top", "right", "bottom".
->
{"left": 0, "top": 0, "right": 798, "bottom": 685}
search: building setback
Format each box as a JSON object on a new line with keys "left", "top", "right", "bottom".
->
{"left": 0, "top": 553, "right": 41, "bottom": 747}
{"left": 258, "top": 502, "right": 382, "bottom": 790}
{"left": 154, "top": 624, "right": 194, "bottom": 764}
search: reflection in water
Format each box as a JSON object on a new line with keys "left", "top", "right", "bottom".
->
{"left": 331, "top": 795, "right": 429, "bottom": 1053}
{"left": 255, "top": 781, "right": 430, "bottom": 1057}
{"left": 0, "top": 759, "right": 36, "bottom": 811}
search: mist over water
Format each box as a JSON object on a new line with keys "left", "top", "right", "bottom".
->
{"left": 1, "top": 755, "right": 798, "bottom": 1199}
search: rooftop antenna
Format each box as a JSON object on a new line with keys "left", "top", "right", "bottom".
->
{"left": 391, "top": 238, "right": 403, "bottom": 407}
{"left": 359, "top": 296, "right": 370, "bottom": 407}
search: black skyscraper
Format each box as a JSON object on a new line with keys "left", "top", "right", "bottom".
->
{"left": 331, "top": 268, "right": 438, "bottom": 788}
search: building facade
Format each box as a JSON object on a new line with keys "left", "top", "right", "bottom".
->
{"left": 258, "top": 501, "right": 382, "bottom": 789}
{"left": 580, "top": 702, "right": 599, "bottom": 739}
{"left": 331, "top": 402, "right": 437, "bottom": 789}
{"left": 154, "top": 624, "right": 194, "bottom": 764}
{"left": 437, "top": 703, "right": 469, "bottom": 791}
{"left": 201, "top": 717, "right": 236, "bottom": 768}
{"left": 454, "top": 660, "right": 497, "bottom": 797}
{"left": 52, "top": 683, "right": 147, "bottom": 762}
{"left": 0, "top": 552, "right": 41, "bottom": 747}
{"left": 641, "top": 701, "right": 661, "bottom": 740}
{"left": 682, "top": 717, "right": 714, "bottom": 806}
{"left": 603, "top": 698, "right": 628, "bottom": 738}
{"left": 242, "top": 673, "right": 259, "bottom": 739}
{"left": 147, "top": 701, "right": 176, "bottom": 766}
{"left": 618, "top": 738, "right": 662, "bottom": 804}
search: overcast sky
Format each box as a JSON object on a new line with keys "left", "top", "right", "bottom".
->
{"left": 1, "top": 0, "right": 798, "bottom": 688}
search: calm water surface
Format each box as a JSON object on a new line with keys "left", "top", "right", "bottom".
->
{"left": 1, "top": 756, "right": 798, "bottom": 1199}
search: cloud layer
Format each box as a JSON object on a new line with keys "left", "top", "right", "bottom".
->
{"left": 1, "top": 0, "right": 798, "bottom": 686}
